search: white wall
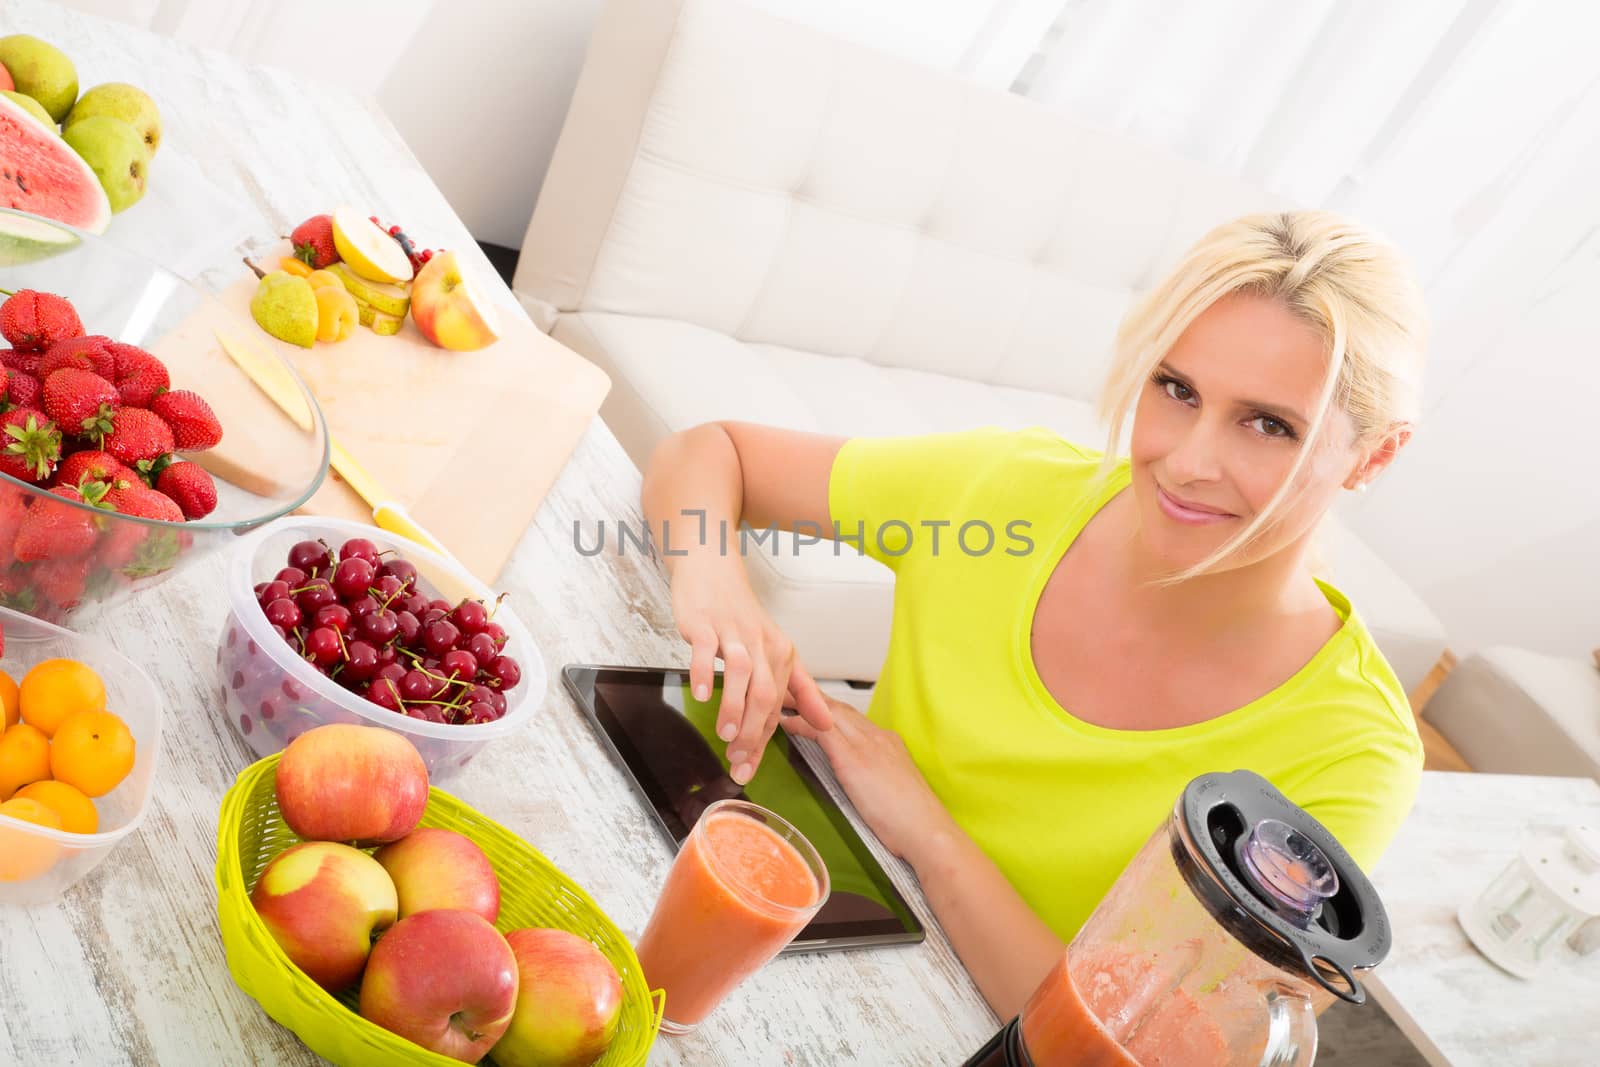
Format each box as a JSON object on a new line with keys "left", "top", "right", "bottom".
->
{"left": 375, "top": 0, "right": 604, "bottom": 248}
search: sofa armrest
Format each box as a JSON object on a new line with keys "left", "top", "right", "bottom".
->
{"left": 1425, "top": 647, "right": 1600, "bottom": 780}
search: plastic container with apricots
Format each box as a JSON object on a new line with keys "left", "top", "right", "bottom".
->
{"left": 0, "top": 607, "right": 163, "bottom": 905}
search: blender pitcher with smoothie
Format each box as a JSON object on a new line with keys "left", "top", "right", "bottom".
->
{"left": 634, "top": 799, "right": 829, "bottom": 1034}
{"left": 962, "top": 769, "right": 1394, "bottom": 1067}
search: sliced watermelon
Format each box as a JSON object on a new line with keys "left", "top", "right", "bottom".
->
{"left": 0, "top": 93, "right": 111, "bottom": 234}
{"left": 0, "top": 209, "right": 79, "bottom": 266}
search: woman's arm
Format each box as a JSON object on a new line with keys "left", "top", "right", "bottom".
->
{"left": 640, "top": 422, "right": 845, "bottom": 779}
{"left": 783, "top": 697, "right": 1063, "bottom": 1018}
{"left": 910, "top": 822, "right": 1065, "bottom": 1019}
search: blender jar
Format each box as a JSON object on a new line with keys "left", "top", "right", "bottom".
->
{"left": 964, "top": 769, "right": 1393, "bottom": 1067}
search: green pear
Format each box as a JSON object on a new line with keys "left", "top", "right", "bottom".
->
{"left": 0, "top": 35, "right": 77, "bottom": 123}
{"left": 251, "top": 272, "right": 318, "bottom": 348}
{"left": 61, "top": 116, "right": 149, "bottom": 213}
{"left": 65, "top": 82, "right": 161, "bottom": 156}
{"left": 2, "top": 89, "right": 54, "bottom": 129}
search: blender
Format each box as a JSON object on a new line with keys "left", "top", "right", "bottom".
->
{"left": 962, "top": 769, "right": 1392, "bottom": 1066}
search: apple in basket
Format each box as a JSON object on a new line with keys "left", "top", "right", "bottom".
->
{"left": 250, "top": 842, "right": 398, "bottom": 992}
{"left": 490, "top": 928, "right": 624, "bottom": 1067}
{"left": 375, "top": 827, "right": 501, "bottom": 923}
{"left": 360, "top": 909, "right": 519, "bottom": 1062}
{"left": 274, "top": 723, "right": 428, "bottom": 846}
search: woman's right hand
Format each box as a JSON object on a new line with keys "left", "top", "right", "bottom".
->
{"left": 671, "top": 557, "right": 832, "bottom": 784}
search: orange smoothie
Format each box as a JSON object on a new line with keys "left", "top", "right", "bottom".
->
{"left": 1018, "top": 956, "right": 1142, "bottom": 1067}
{"left": 1019, "top": 951, "right": 1230, "bottom": 1067}
{"left": 635, "top": 803, "right": 827, "bottom": 1032}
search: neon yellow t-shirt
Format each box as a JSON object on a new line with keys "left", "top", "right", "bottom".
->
{"left": 827, "top": 425, "right": 1423, "bottom": 941}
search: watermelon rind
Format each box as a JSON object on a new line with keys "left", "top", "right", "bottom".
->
{"left": 0, "top": 208, "right": 80, "bottom": 266}
{"left": 0, "top": 92, "right": 112, "bottom": 235}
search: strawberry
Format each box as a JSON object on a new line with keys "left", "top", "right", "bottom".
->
{"left": 0, "top": 489, "right": 26, "bottom": 549}
{"left": 291, "top": 214, "right": 339, "bottom": 269}
{"left": 0, "top": 290, "right": 83, "bottom": 352}
{"left": 155, "top": 461, "right": 215, "bottom": 519}
{"left": 13, "top": 484, "right": 97, "bottom": 562}
{"left": 101, "top": 407, "right": 174, "bottom": 467}
{"left": 2, "top": 347, "right": 43, "bottom": 377}
{"left": 43, "top": 368, "right": 120, "bottom": 439}
{"left": 106, "top": 483, "right": 183, "bottom": 522}
{"left": 106, "top": 343, "right": 171, "bottom": 408}
{"left": 0, "top": 408, "right": 61, "bottom": 482}
{"left": 5, "top": 371, "right": 40, "bottom": 410}
{"left": 32, "top": 555, "right": 94, "bottom": 609}
{"left": 56, "top": 449, "right": 138, "bottom": 491}
{"left": 40, "top": 335, "right": 117, "bottom": 380}
{"left": 0, "top": 364, "right": 7, "bottom": 407}
{"left": 150, "top": 389, "right": 222, "bottom": 451}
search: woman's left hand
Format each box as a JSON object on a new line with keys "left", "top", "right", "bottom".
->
{"left": 781, "top": 694, "right": 954, "bottom": 864}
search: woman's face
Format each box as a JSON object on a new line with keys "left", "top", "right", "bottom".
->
{"left": 1128, "top": 292, "right": 1368, "bottom": 575}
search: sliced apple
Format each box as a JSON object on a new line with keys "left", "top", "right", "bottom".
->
{"left": 409, "top": 250, "right": 501, "bottom": 351}
{"left": 330, "top": 205, "right": 413, "bottom": 284}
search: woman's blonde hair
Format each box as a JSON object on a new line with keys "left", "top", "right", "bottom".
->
{"left": 1097, "top": 209, "right": 1428, "bottom": 581}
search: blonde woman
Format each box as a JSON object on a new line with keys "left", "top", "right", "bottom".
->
{"left": 641, "top": 210, "right": 1427, "bottom": 1017}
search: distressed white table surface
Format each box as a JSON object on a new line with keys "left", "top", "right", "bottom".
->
{"left": 0, "top": 2, "right": 997, "bottom": 1064}
{"left": 1367, "top": 771, "right": 1600, "bottom": 1067}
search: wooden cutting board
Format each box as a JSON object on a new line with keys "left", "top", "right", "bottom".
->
{"left": 193, "top": 251, "right": 609, "bottom": 582}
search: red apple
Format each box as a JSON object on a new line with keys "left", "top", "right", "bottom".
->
{"left": 250, "top": 841, "right": 398, "bottom": 992}
{"left": 409, "top": 250, "right": 501, "bottom": 351}
{"left": 360, "top": 909, "right": 519, "bottom": 1062}
{"left": 490, "top": 928, "right": 623, "bottom": 1067}
{"left": 374, "top": 827, "right": 501, "bottom": 923}
{"left": 275, "top": 723, "right": 428, "bottom": 845}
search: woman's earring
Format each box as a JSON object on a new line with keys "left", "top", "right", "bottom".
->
{"left": 1352, "top": 482, "right": 1368, "bottom": 494}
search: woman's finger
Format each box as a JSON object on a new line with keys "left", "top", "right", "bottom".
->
{"left": 715, "top": 638, "right": 754, "bottom": 745}
{"left": 784, "top": 660, "right": 833, "bottom": 733}
{"left": 728, "top": 646, "right": 779, "bottom": 784}
{"left": 684, "top": 622, "right": 719, "bottom": 704}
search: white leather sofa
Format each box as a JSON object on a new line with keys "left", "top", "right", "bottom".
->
{"left": 514, "top": 0, "right": 1449, "bottom": 694}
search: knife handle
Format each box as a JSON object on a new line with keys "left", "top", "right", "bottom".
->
{"left": 371, "top": 501, "right": 447, "bottom": 557}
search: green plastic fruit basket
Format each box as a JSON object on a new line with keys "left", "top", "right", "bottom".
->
{"left": 215, "top": 753, "right": 663, "bottom": 1066}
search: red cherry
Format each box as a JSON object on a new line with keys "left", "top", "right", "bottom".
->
{"left": 333, "top": 556, "right": 376, "bottom": 599}
{"left": 367, "top": 678, "right": 402, "bottom": 711}
{"left": 288, "top": 540, "right": 330, "bottom": 575}
{"left": 314, "top": 603, "right": 352, "bottom": 634}
{"left": 440, "top": 649, "right": 477, "bottom": 679}
{"left": 305, "top": 627, "right": 341, "bottom": 666}
{"left": 344, "top": 640, "right": 379, "bottom": 681}
{"left": 394, "top": 610, "right": 421, "bottom": 646}
{"left": 450, "top": 600, "right": 489, "bottom": 634}
{"left": 486, "top": 655, "right": 521, "bottom": 690}
{"left": 263, "top": 597, "right": 301, "bottom": 629}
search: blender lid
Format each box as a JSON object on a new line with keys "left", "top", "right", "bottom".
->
{"left": 1174, "top": 769, "right": 1392, "bottom": 1003}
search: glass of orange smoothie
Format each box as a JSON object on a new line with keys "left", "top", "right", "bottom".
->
{"left": 634, "top": 799, "right": 830, "bottom": 1034}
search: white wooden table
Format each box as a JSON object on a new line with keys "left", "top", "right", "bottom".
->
{"left": 0, "top": 2, "right": 998, "bottom": 1064}
{"left": 1367, "top": 771, "right": 1600, "bottom": 1067}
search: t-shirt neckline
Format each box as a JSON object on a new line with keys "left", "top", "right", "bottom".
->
{"left": 1015, "top": 457, "right": 1356, "bottom": 741}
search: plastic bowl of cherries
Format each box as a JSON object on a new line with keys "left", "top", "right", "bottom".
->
{"left": 215, "top": 516, "right": 546, "bottom": 780}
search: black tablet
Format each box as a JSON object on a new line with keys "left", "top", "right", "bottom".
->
{"left": 562, "top": 664, "right": 925, "bottom": 953}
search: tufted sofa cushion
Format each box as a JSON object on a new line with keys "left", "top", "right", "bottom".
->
{"left": 518, "top": 0, "right": 1282, "bottom": 401}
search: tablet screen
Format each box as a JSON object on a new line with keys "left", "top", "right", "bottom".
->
{"left": 564, "top": 665, "right": 924, "bottom": 951}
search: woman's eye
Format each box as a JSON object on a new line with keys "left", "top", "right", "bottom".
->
{"left": 1162, "top": 378, "right": 1195, "bottom": 403}
{"left": 1250, "top": 415, "right": 1293, "bottom": 439}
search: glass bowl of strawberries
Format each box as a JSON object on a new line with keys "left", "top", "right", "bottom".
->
{"left": 0, "top": 208, "right": 330, "bottom": 625}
